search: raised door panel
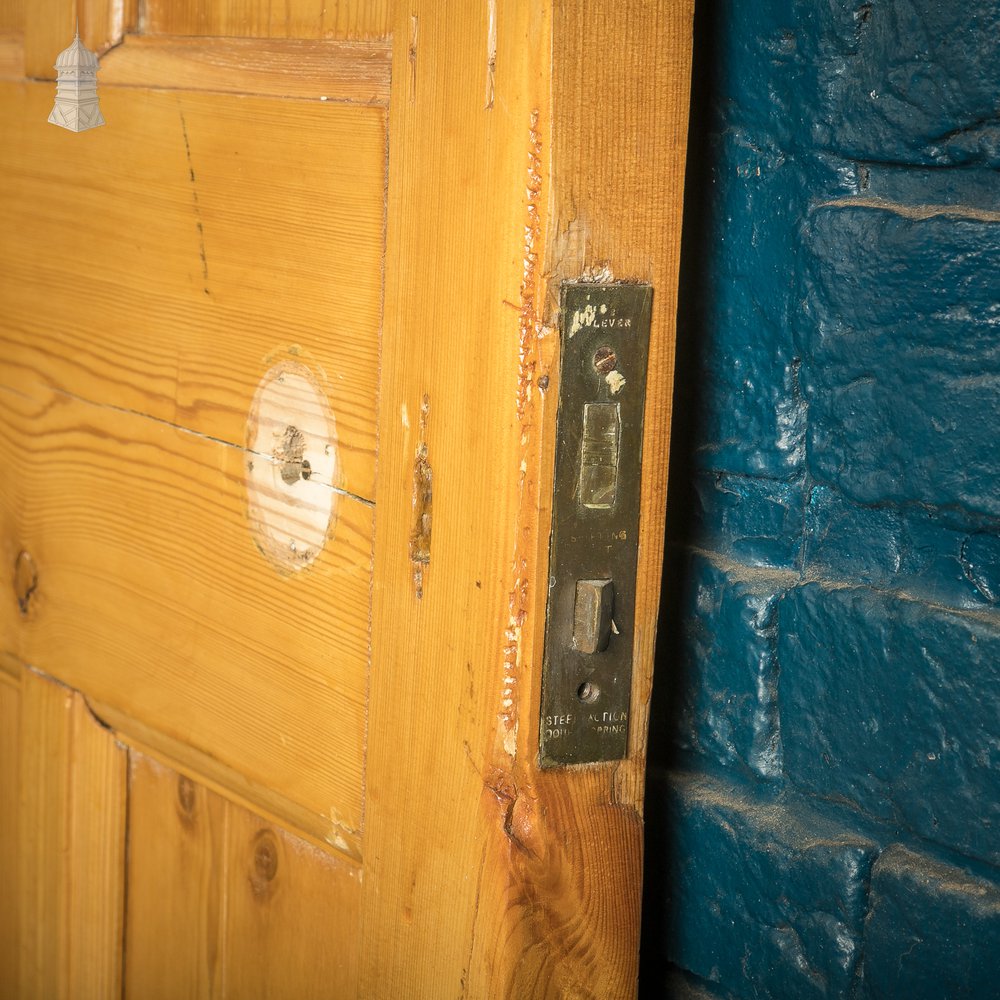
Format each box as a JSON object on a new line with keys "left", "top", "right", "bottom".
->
{"left": 0, "top": 49, "right": 387, "bottom": 845}
{"left": 124, "top": 751, "right": 361, "bottom": 999}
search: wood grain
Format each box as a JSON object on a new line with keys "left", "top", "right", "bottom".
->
{"left": 0, "top": 82, "right": 384, "bottom": 502}
{"left": 143, "top": 0, "right": 391, "bottom": 40}
{"left": 361, "top": 1, "right": 555, "bottom": 995}
{"left": 23, "top": 0, "right": 124, "bottom": 78}
{"left": 0, "top": 376, "right": 371, "bottom": 847}
{"left": 125, "top": 751, "right": 362, "bottom": 998}
{"left": 499, "top": 4, "right": 696, "bottom": 996}
{"left": 0, "top": 34, "right": 21, "bottom": 78}
{"left": 18, "top": 669, "right": 127, "bottom": 1000}
{"left": 0, "top": 669, "right": 19, "bottom": 997}
{"left": 100, "top": 34, "right": 391, "bottom": 103}
{"left": 124, "top": 753, "right": 227, "bottom": 999}
{"left": 2, "top": 0, "right": 693, "bottom": 991}
{"left": 360, "top": 1, "right": 693, "bottom": 996}
{"left": 0, "top": 0, "right": 24, "bottom": 34}
{"left": 24, "top": 0, "right": 66, "bottom": 79}
{"left": 222, "top": 802, "right": 361, "bottom": 998}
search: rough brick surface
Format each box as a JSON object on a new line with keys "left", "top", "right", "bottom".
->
{"left": 669, "top": 555, "right": 785, "bottom": 778}
{"left": 679, "top": 127, "right": 808, "bottom": 481}
{"left": 685, "top": 473, "right": 805, "bottom": 570}
{"left": 802, "top": 486, "right": 1000, "bottom": 610}
{"left": 803, "top": 206, "right": 1000, "bottom": 517}
{"left": 779, "top": 584, "right": 1000, "bottom": 866}
{"left": 648, "top": 771, "right": 876, "bottom": 1000}
{"left": 642, "top": 0, "right": 1000, "bottom": 995}
{"left": 861, "top": 847, "right": 1000, "bottom": 998}
{"left": 811, "top": 0, "right": 1000, "bottom": 165}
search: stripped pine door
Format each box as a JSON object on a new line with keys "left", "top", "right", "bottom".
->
{"left": 0, "top": 0, "right": 693, "bottom": 996}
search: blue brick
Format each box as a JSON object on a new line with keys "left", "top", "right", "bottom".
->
{"left": 670, "top": 554, "right": 786, "bottom": 778}
{"left": 779, "top": 584, "right": 1000, "bottom": 865}
{"left": 802, "top": 486, "right": 901, "bottom": 590}
{"left": 688, "top": 472, "right": 805, "bottom": 569}
{"left": 648, "top": 770, "right": 876, "bottom": 999}
{"left": 678, "top": 125, "right": 810, "bottom": 481}
{"left": 695, "top": 0, "right": 803, "bottom": 140}
{"left": 803, "top": 486, "right": 1000, "bottom": 609}
{"left": 861, "top": 846, "right": 1000, "bottom": 998}
{"left": 859, "top": 162, "right": 1000, "bottom": 213}
{"left": 810, "top": 0, "right": 1000, "bottom": 165}
{"left": 803, "top": 206, "right": 1000, "bottom": 517}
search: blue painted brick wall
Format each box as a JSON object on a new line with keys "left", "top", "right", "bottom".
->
{"left": 643, "top": 1, "right": 1000, "bottom": 996}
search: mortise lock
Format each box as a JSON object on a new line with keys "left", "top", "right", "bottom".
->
{"left": 539, "top": 282, "right": 653, "bottom": 767}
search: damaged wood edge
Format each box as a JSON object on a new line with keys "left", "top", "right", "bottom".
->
{"left": 99, "top": 34, "right": 392, "bottom": 105}
{"left": 496, "top": 107, "right": 548, "bottom": 766}
{"left": 88, "top": 697, "right": 365, "bottom": 863}
{"left": 409, "top": 394, "right": 432, "bottom": 599}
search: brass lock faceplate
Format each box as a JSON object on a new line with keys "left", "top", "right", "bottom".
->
{"left": 539, "top": 282, "right": 653, "bottom": 767}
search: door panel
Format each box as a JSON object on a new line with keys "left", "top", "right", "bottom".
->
{"left": 0, "top": 56, "right": 385, "bottom": 843}
{"left": 0, "top": 1, "right": 694, "bottom": 996}
{"left": 16, "top": 669, "right": 126, "bottom": 999}
{"left": 125, "top": 751, "right": 361, "bottom": 999}
{"left": 0, "top": 84, "right": 384, "bottom": 499}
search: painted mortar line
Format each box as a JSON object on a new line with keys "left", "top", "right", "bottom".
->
{"left": 818, "top": 196, "right": 1000, "bottom": 224}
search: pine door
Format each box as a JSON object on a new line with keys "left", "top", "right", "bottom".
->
{"left": 0, "top": 1, "right": 693, "bottom": 996}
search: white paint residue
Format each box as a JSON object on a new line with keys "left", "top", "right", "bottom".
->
{"left": 245, "top": 361, "right": 340, "bottom": 572}
{"left": 569, "top": 303, "right": 597, "bottom": 337}
{"left": 485, "top": 0, "right": 497, "bottom": 109}
{"left": 401, "top": 401, "right": 410, "bottom": 429}
{"left": 606, "top": 370, "right": 627, "bottom": 395}
{"left": 502, "top": 721, "right": 517, "bottom": 757}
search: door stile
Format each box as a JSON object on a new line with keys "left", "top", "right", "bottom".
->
{"left": 363, "top": 1, "right": 693, "bottom": 997}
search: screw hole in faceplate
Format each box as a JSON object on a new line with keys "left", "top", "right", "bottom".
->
{"left": 577, "top": 681, "right": 600, "bottom": 704}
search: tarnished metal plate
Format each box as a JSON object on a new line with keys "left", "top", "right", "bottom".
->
{"left": 540, "top": 282, "right": 653, "bottom": 766}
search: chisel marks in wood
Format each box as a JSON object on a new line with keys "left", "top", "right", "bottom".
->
{"left": 409, "top": 394, "right": 432, "bottom": 598}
